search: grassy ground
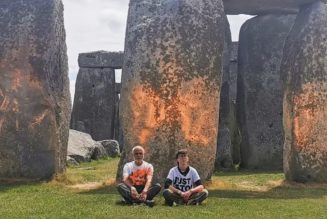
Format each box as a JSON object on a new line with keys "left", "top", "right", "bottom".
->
{"left": 0, "top": 158, "right": 326, "bottom": 219}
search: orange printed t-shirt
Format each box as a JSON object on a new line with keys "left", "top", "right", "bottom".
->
{"left": 123, "top": 161, "right": 153, "bottom": 186}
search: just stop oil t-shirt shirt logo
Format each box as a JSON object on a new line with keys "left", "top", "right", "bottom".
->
{"left": 167, "top": 166, "right": 200, "bottom": 192}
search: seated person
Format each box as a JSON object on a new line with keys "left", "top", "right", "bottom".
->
{"left": 163, "top": 149, "right": 208, "bottom": 206}
{"left": 117, "top": 145, "right": 161, "bottom": 207}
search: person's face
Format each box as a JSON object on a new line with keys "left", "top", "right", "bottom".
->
{"left": 177, "top": 153, "right": 189, "bottom": 166}
{"left": 133, "top": 149, "right": 144, "bottom": 162}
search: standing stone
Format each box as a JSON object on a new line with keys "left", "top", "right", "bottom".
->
{"left": 119, "top": 0, "right": 225, "bottom": 182}
{"left": 223, "top": 0, "right": 324, "bottom": 15}
{"left": 216, "top": 18, "right": 233, "bottom": 169}
{"left": 237, "top": 14, "right": 296, "bottom": 170}
{"left": 114, "top": 82, "right": 122, "bottom": 150}
{"left": 281, "top": 1, "right": 327, "bottom": 182}
{"left": 0, "top": 0, "right": 70, "bottom": 179}
{"left": 229, "top": 42, "right": 242, "bottom": 165}
{"left": 71, "top": 52, "right": 117, "bottom": 141}
{"left": 78, "top": 51, "right": 123, "bottom": 69}
{"left": 229, "top": 42, "right": 239, "bottom": 102}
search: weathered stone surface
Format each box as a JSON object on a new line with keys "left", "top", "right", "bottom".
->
{"left": 229, "top": 42, "right": 242, "bottom": 165}
{"left": 67, "top": 130, "right": 96, "bottom": 163}
{"left": 281, "top": 1, "right": 327, "bottom": 182}
{"left": 216, "top": 127, "right": 233, "bottom": 168}
{"left": 237, "top": 14, "right": 296, "bottom": 170}
{"left": 70, "top": 67, "right": 116, "bottom": 141}
{"left": 0, "top": 0, "right": 71, "bottom": 179}
{"left": 66, "top": 156, "right": 79, "bottom": 167}
{"left": 223, "top": 0, "right": 324, "bottom": 15}
{"left": 118, "top": 0, "right": 225, "bottom": 182}
{"left": 91, "top": 143, "right": 108, "bottom": 160}
{"left": 78, "top": 51, "right": 124, "bottom": 68}
{"left": 216, "top": 18, "right": 233, "bottom": 169}
{"left": 114, "top": 83, "right": 121, "bottom": 148}
{"left": 99, "top": 140, "right": 120, "bottom": 157}
{"left": 229, "top": 42, "right": 238, "bottom": 102}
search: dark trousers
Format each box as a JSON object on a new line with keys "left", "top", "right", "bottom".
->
{"left": 163, "top": 189, "right": 208, "bottom": 205}
{"left": 117, "top": 183, "right": 161, "bottom": 203}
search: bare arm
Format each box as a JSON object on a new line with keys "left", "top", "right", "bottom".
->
{"left": 123, "top": 176, "right": 139, "bottom": 199}
{"left": 143, "top": 175, "right": 153, "bottom": 193}
{"left": 168, "top": 184, "right": 183, "bottom": 195}
{"left": 189, "top": 184, "right": 204, "bottom": 194}
{"left": 122, "top": 176, "right": 134, "bottom": 188}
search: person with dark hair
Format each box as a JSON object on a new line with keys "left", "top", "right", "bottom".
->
{"left": 117, "top": 145, "right": 161, "bottom": 207}
{"left": 163, "top": 149, "right": 208, "bottom": 206}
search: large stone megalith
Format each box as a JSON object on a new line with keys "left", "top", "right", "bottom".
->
{"left": 237, "top": 14, "right": 296, "bottom": 170}
{"left": 216, "top": 18, "right": 233, "bottom": 169}
{"left": 282, "top": 1, "right": 327, "bottom": 183}
{"left": 119, "top": 0, "right": 225, "bottom": 182}
{"left": 71, "top": 51, "right": 122, "bottom": 141}
{"left": 0, "top": 0, "right": 71, "bottom": 179}
{"left": 223, "top": 0, "right": 324, "bottom": 15}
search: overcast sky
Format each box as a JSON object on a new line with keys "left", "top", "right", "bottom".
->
{"left": 62, "top": 0, "right": 252, "bottom": 100}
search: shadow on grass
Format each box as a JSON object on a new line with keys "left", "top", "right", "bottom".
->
{"left": 213, "top": 170, "right": 283, "bottom": 177}
{"left": 209, "top": 186, "right": 327, "bottom": 200}
{"left": 78, "top": 184, "right": 327, "bottom": 200}
{"left": 0, "top": 181, "right": 45, "bottom": 193}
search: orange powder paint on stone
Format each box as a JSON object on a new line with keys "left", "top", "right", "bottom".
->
{"left": 129, "top": 78, "right": 218, "bottom": 146}
{"left": 29, "top": 109, "right": 50, "bottom": 129}
{"left": 130, "top": 86, "right": 165, "bottom": 145}
{"left": 0, "top": 117, "right": 4, "bottom": 133}
{"left": 178, "top": 78, "right": 218, "bottom": 146}
{"left": 0, "top": 96, "right": 9, "bottom": 111}
{"left": 293, "top": 110, "right": 314, "bottom": 149}
{"left": 11, "top": 69, "right": 23, "bottom": 92}
{"left": 292, "top": 83, "right": 327, "bottom": 150}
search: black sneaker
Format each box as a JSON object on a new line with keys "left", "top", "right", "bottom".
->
{"left": 144, "top": 200, "right": 155, "bottom": 208}
{"left": 165, "top": 200, "right": 174, "bottom": 207}
{"left": 187, "top": 199, "right": 200, "bottom": 205}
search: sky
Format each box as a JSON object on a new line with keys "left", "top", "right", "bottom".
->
{"left": 62, "top": 0, "right": 252, "bottom": 101}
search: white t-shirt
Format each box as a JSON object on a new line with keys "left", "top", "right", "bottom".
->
{"left": 167, "top": 166, "right": 201, "bottom": 192}
{"left": 123, "top": 161, "right": 153, "bottom": 186}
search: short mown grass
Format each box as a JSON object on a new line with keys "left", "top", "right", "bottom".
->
{"left": 0, "top": 158, "right": 326, "bottom": 219}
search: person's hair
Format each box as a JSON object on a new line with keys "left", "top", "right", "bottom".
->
{"left": 132, "top": 145, "right": 145, "bottom": 154}
{"left": 175, "top": 149, "right": 188, "bottom": 159}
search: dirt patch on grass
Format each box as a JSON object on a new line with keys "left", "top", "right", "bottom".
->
{"left": 66, "top": 178, "right": 117, "bottom": 191}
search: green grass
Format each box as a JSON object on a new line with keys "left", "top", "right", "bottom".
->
{"left": 0, "top": 158, "right": 326, "bottom": 219}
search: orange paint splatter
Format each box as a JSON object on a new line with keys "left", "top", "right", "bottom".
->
{"left": 11, "top": 69, "right": 23, "bottom": 92}
{"left": 0, "top": 96, "right": 9, "bottom": 111}
{"left": 130, "top": 86, "right": 166, "bottom": 145}
{"left": 0, "top": 117, "right": 4, "bottom": 133}
{"left": 292, "top": 83, "right": 327, "bottom": 150}
{"left": 128, "top": 77, "right": 219, "bottom": 146}
{"left": 178, "top": 78, "right": 219, "bottom": 145}
{"left": 29, "top": 109, "right": 50, "bottom": 129}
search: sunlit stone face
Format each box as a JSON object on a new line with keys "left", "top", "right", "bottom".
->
{"left": 118, "top": 0, "right": 225, "bottom": 182}
{"left": 282, "top": 1, "right": 327, "bottom": 182}
{"left": 0, "top": 0, "right": 70, "bottom": 179}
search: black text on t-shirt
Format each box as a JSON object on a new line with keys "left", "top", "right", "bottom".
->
{"left": 173, "top": 177, "right": 192, "bottom": 192}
